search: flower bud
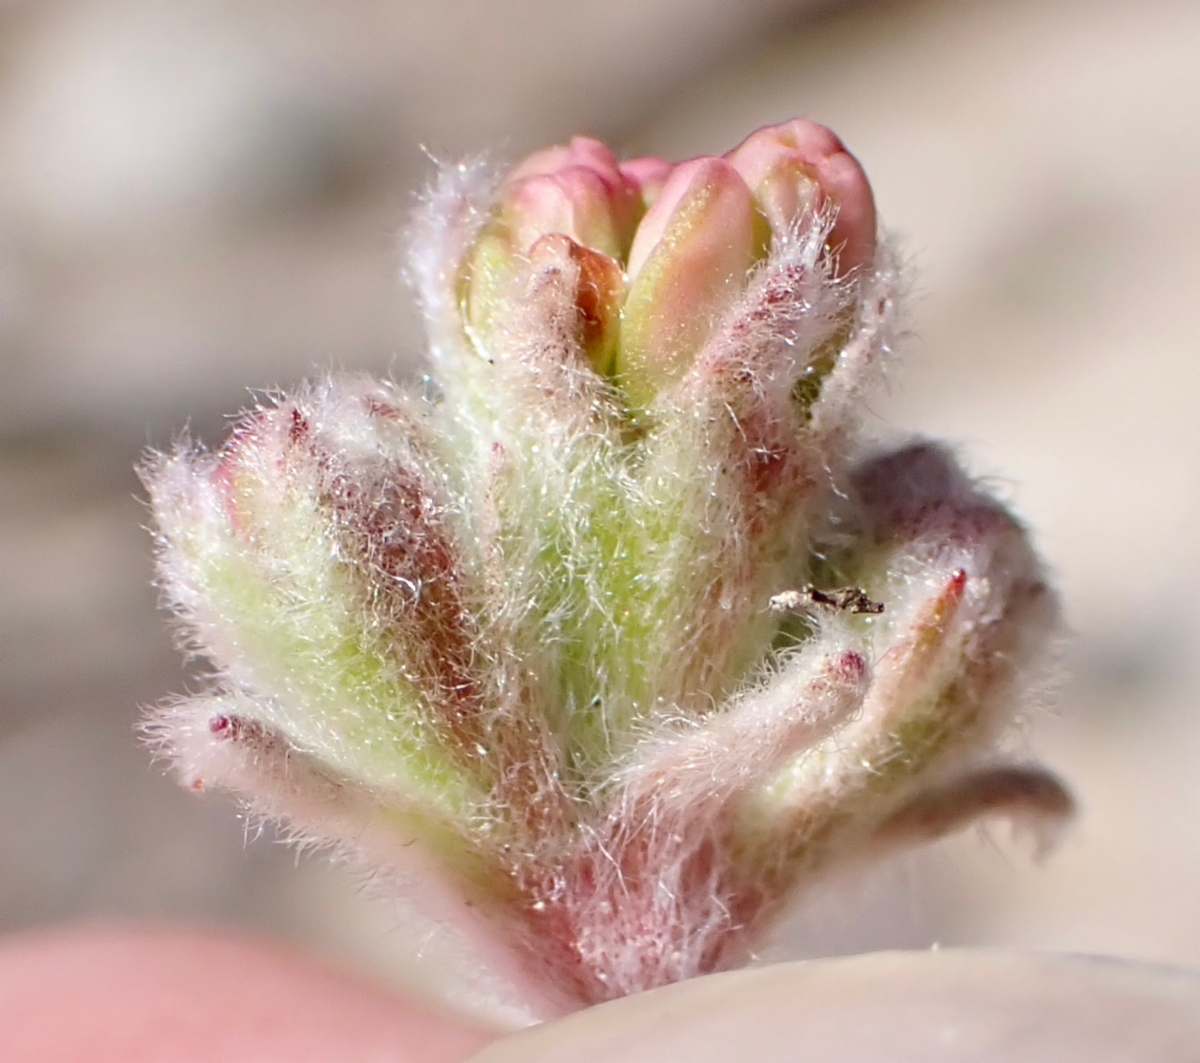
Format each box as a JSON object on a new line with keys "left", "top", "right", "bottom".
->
{"left": 619, "top": 155, "right": 674, "bottom": 210}
{"left": 463, "top": 137, "right": 638, "bottom": 373}
{"left": 616, "top": 156, "right": 761, "bottom": 408}
{"left": 503, "top": 147, "right": 639, "bottom": 261}
{"left": 726, "top": 118, "right": 877, "bottom": 274}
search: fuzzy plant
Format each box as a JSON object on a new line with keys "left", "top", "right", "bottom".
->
{"left": 141, "top": 119, "right": 1072, "bottom": 1020}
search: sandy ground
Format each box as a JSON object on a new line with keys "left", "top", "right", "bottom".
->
{"left": 0, "top": 0, "right": 1197, "bottom": 1018}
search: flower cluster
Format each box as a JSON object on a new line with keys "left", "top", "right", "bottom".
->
{"left": 142, "top": 119, "right": 1070, "bottom": 1019}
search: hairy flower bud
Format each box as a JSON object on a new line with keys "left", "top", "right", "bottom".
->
{"left": 726, "top": 117, "right": 877, "bottom": 273}
{"left": 463, "top": 137, "right": 641, "bottom": 377}
{"left": 504, "top": 137, "right": 642, "bottom": 259}
{"left": 144, "top": 120, "right": 1070, "bottom": 1022}
{"left": 618, "top": 157, "right": 761, "bottom": 407}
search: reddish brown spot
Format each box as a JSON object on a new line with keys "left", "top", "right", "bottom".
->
{"left": 288, "top": 407, "right": 309, "bottom": 447}
{"left": 749, "top": 445, "right": 788, "bottom": 496}
{"left": 208, "top": 713, "right": 265, "bottom": 746}
{"left": 363, "top": 394, "right": 402, "bottom": 421}
{"left": 834, "top": 650, "right": 868, "bottom": 682}
{"left": 764, "top": 263, "right": 808, "bottom": 308}
{"left": 327, "top": 463, "right": 504, "bottom": 774}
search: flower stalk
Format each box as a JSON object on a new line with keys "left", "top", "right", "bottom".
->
{"left": 142, "top": 119, "right": 1070, "bottom": 1018}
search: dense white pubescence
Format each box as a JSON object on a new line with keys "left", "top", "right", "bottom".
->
{"left": 736, "top": 444, "right": 1064, "bottom": 892}
{"left": 560, "top": 624, "right": 871, "bottom": 997}
{"left": 144, "top": 381, "right": 484, "bottom": 810}
{"left": 141, "top": 155, "right": 1070, "bottom": 1013}
{"left": 408, "top": 160, "right": 901, "bottom": 770}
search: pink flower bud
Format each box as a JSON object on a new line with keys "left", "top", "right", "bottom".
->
{"left": 619, "top": 155, "right": 674, "bottom": 210}
{"left": 464, "top": 138, "right": 641, "bottom": 371}
{"left": 507, "top": 135, "right": 624, "bottom": 184}
{"left": 726, "top": 118, "right": 877, "bottom": 274}
{"left": 617, "top": 157, "right": 760, "bottom": 407}
{"left": 502, "top": 136, "right": 643, "bottom": 260}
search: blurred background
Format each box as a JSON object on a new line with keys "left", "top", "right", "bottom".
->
{"left": 1, "top": 0, "right": 1197, "bottom": 1020}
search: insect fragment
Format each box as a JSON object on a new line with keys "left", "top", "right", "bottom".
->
{"left": 769, "top": 584, "right": 885, "bottom": 615}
